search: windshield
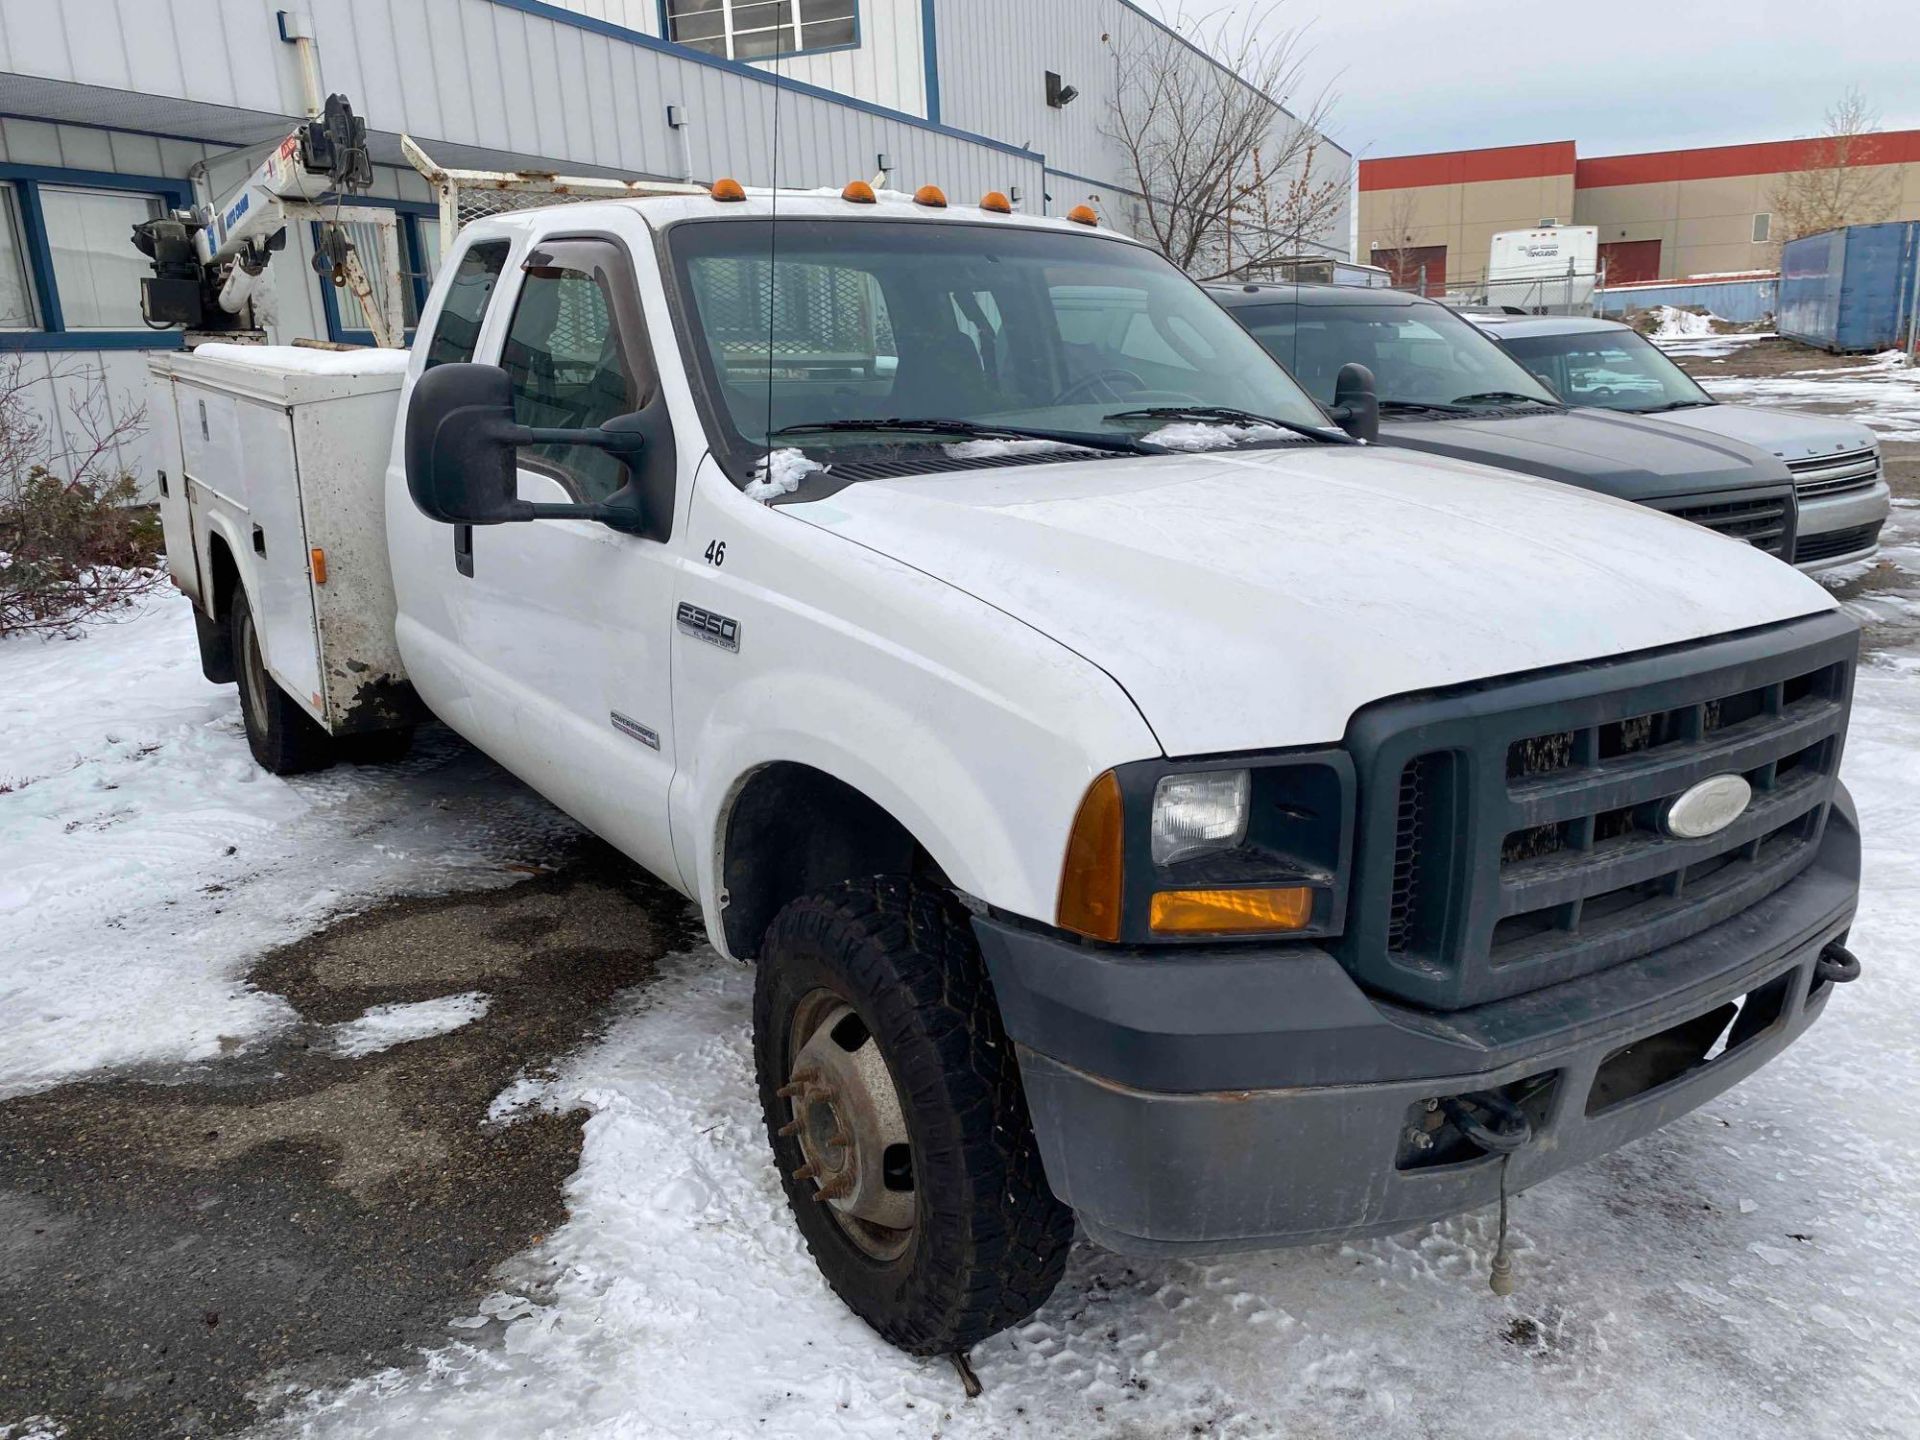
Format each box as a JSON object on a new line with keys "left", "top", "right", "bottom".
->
{"left": 1232, "top": 300, "right": 1561, "bottom": 411}
{"left": 1496, "top": 327, "right": 1714, "bottom": 412}
{"left": 666, "top": 219, "right": 1334, "bottom": 479}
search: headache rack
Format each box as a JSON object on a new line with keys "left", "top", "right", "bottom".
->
{"left": 1344, "top": 612, "right": 1857, "bottom": 1012}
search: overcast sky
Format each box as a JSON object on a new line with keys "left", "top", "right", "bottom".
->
{"left": 1136, "top": 0, "right": 1920, "bottom": 161}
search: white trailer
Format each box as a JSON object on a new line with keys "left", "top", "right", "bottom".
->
{"left": 1487, "top": 224, "right": 1599, "bottom": 313}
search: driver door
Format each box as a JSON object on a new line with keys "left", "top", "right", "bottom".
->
{"left": 453, "top": 235, "right": 684, "bottom": 887}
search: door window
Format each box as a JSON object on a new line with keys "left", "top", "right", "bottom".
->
{"left": 423, "top": 240, "right": 508, "bottom": 369}
{"left": 501, "top": 244, "right": 647, "bottom": 503}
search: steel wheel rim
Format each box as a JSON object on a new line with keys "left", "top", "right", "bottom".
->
{"left": 783, "top": 988, "right": 915, "bottom": 1262}
{"left": 239, "top": 608, "right": 270, "bottom": 731}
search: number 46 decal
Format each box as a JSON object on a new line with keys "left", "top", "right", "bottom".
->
{"left": 703, "top": 540, "right": 726, "bottom": 567}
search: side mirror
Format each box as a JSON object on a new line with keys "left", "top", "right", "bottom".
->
{"left": 404, "top": 362, "right": 648, "bottom": 529}
{"left": 1328, "top": 362, "right": 1380, "bottom": 444}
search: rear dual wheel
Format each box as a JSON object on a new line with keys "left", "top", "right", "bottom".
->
{"left": 753, "top": 878, "right": 1073, "bottom": 1355}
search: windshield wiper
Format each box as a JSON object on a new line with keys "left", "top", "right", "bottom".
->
{"left": 1449, "top": 391, "right": 1558, "bottom": 408}
{"left": 768, "top": 417, "right": 1159, "bottom": 456}
{"left": 1103, "top": 405, "right": 1356, "bottom": 446}
{"left": 1637, "top": 400, "right": 1714, "bottom": 413}
{"left": 1377, "top": 398, "right": 1471, "bottom": 414}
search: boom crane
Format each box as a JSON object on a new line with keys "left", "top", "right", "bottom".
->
{"left": 132, "top": 95, "right": 408, "bottom": 348}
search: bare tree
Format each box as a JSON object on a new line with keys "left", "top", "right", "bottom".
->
{"left": 1104, "top": 4, "right": 1349, "bottom": 281}
{"left": 1769, "top": 88, "right": 1901, "bottom": 248}
{"left": 1368, "top": 189, "right": 1426, "bottom": 288}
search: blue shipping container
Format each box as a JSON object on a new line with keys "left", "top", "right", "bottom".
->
{"left": 1777, "top": 221, "right": 1920, "bottom": 353}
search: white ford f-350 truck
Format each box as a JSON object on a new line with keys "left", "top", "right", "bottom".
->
{"left": 149, "top": 184, "right": 1864, "bottom": 1357}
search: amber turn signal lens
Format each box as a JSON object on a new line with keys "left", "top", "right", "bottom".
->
{"left": 913, "top": 184, "right": 948, "bottom": 208}
{"left": 309, "top": 547, "right": 328, "bottom": 585}
{"left": 842, "top": 179, "right": 877, "bottom": 203}
{"left": 979, "top": 190, "right": 1013, "bottom": 214}
{"left": 1057, "top": 771, "right": 1124, "bottom": 941}
{"left": 710, "top": 177, "right": 747, "bottom": 202}
{"left": 1065, "top": 203, "right": 1099, "bottom": 225}
{"left": 1149, "top": 886, "right": 1314, "bottom": 936}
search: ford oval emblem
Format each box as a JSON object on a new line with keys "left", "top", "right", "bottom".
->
{"left": 1661, "top": 774, "right": 1752, "bottom": 839}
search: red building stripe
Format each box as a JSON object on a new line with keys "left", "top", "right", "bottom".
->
{"left": 1576, "top": 130, "right": 1920, "bottom": 188}
{"left": 1359, "top": 141, "right": 1577, "bottom": 192}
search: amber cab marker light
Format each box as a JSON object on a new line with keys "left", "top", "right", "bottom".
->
{"left": 979, "top": 190, "right": 1013, "bottom": 214}
{"left": 309, "top": 547, "right": 328, "bottom": 586}
{"left": 913, "top": 184, "right": 948, "bottom": 208}
{"left": 842, "top": 179, "right": 877, "bottom": 203}
{"left": 1057, "top": 771, "right": 1124, "bottom": 942}
{"left": 1065, "top": 203, "right": 1099, "bottom": 226}
{"left": 1149, "top": 886, "right": 1314, "bottom": 937}
{"left": 710, "top": 177, "right": 747, "bottom": 202}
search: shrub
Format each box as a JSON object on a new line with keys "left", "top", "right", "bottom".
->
{"left": 0, "top": 356, "right": 162, "bottom": 638}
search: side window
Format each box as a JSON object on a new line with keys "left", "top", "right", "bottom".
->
{"left": 423, "top": 240, "right": 508, "bottom": 370}
{"left": 501, "top": 243, "right": 647, "bottom": 503}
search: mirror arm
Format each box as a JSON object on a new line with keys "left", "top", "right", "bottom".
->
{"left": 518, "top": 424, "right": 648, "bottom": 457}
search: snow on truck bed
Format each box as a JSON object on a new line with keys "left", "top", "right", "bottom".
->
{"left": 189, "top": 342, "right": 412, "bottom": 375}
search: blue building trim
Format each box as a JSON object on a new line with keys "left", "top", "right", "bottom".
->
{"left": 920, "top": 0, "right": 941, "bottom": 126}
{"left": 485, "top": 0, "right": 1033, "bottom": 159}
{"left": 0, "top": 164, "right": 193, "bottom": 351}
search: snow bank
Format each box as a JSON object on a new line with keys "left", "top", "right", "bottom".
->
{"left": 327, "top": 992, "right": 491, "bottom": 1058}
{"left": 745, "top": 447, "right": 829, "bottom": 502}
{"left": 191, "top": 343, "right": 411, "bottom": 376}
{"left": 1649, "top": 306, "right": 1718, "bottom": 339}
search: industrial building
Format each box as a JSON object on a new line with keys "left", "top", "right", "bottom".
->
{"left": 1359, "top": 131, "right": 1920, "bottom": 294}
{"left": 0, "top": 0, "right": 1351, "bottom": 482}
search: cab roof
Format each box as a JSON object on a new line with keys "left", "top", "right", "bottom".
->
{"left": 1462, "top": 313, "right": 1638, "bottom": 338}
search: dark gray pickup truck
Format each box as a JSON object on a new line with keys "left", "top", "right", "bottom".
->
{"left": 1208, "top": 283, "right": 1800, "bottom": 559}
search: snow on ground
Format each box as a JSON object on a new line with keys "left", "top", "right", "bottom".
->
{"left": 1671, "top": 347, "right": 1920, "bottom": 443}
{"left": 0, "top": 593, "right": 580, "bottom": 1099}
{"left": 1651, "top": 330, "right": 1776, "bottom": 361}
{"left": 277, "top": 673, "right": 1920, "bottom": 1440}
{"left": 326, "top": 991, "right": 492, "bottom": 1058}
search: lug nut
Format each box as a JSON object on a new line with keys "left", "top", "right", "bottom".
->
{"left": 792, "top": 1162, "right": 816, "bottom": 1182}
{"left": 777, "top": 1119, "right": 802, "bottom": 1138}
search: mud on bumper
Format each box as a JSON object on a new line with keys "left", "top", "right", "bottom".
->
{"left": 975, "top": 788, "right": 1860, "bottom": 1258}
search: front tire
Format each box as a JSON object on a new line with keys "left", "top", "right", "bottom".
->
{"left": 753, "top": 878, "right": 1073, "bottom": 1355}
{"left": 230, "top": 587, "right": 336, "bottom": 776}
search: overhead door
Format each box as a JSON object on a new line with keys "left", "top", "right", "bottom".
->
{"left": 1600, "top": 239, "right": 1663, "bottom": 285}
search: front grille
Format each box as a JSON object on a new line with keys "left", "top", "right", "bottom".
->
{"left": 1794, "top": 521, "right": 1883, "bottom": 565}
{"left": 1788, "top": 446, "right": 1879, "bottom": 499}
{"left": 1666, "top": 493, "right": 1793, "bottom": 556}
{"left": 1343, "top": 614, "right": 1857, "bottom": 1011}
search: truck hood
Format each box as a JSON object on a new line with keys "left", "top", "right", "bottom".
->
{"left": 1378, "top": 406, "right": 1792, "bottom": 502}
{"left": 790, "top": 445, "right": 1836, "bottom": 756}
{"left": 1650, "top": 402, "right": 1879, "bottom": 460}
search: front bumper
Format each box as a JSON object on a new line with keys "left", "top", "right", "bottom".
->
{"left": 1795, "top": 480, "right": 1891, "bottom": 570}
{"left": 977, "top": 787, "right": 1860, "bottom": 1257}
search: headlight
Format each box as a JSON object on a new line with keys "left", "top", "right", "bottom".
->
{"left": 1151, "top": 769, "right": 1250, "bottom": 865}
{"left": 1057, "top": 752, "right": 1354, "bottom": 944}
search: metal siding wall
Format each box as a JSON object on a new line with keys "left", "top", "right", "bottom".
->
{"left": 1594, "top": 278, "right": 1779, "bottom": 326}
{"left": 934, "top": 0, "right": 1350, "bottom": 253}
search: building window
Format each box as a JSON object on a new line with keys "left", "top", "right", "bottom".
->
{"left": 665, "top": 0, "right": 857, "bottom": 60}
{"left": 40, "top": 185, "right": 164, "bottom": 330}
{"left": 0, "top": 184, "right": 39, "bottom": 329}
{"left": 1752, "top": 212, "right": 1772, "bottom": 244}
{"left": 317, "top": 210, "right": 440, "bottom": 343}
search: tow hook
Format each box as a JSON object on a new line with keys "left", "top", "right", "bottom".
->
{"left": 1441, "top": 1091, "right": 1535, "bottom": 1298}
{"left": 1815, "top": 940, "right": 1862, "bottom": 986}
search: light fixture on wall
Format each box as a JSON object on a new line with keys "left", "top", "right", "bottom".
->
{"left": 1046, "top": 72, "right": 1079, "bottom": 108}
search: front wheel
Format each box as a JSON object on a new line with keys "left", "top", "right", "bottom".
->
{"left": 230, "top": 587, "right": 336, "bottom": 776}
{"left": 753, "top": 878, "right": 1073, "bottom": 1355}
